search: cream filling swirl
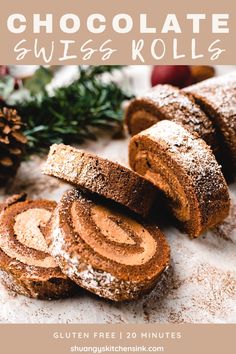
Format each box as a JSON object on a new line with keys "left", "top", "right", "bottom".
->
{"left": 134, "top": 151, "right": 190, "bottom": 221}
{"left": 0, "top": 208, "right": 56, "bottom": 268}
{"left": 72, "top": 204, "right": 157, "bottom": 266}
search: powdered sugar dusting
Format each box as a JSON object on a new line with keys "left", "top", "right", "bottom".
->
{"left": 128, "top": 84, "right": 215, "bottom": 142}
{"left": 49, "top": 199, "right": 169, "bottom": 301}
{"left": 0, "top": 67, "right": 235, "bottom": 323}
{"left": 42, "top": 143, "right": 156, "bottom": 217}
{"left": 0, "top": 137, "right": 235, "bottom": 323}
{"left": 184, "top": 71, "right": 236, "bottom": 165}
{"left": 185, "top": 72, "right": 236, "bottom": 131}
{"left": 143, "top": 120, "right": 226, "bottom": 194}
{"left": 49, "top": 211, "right": 121, "bottom": 298}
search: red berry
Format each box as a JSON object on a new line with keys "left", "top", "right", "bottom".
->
{"left": 151, "top": 65, "right": 192, "bottom": 88}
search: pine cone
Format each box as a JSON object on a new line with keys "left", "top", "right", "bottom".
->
{"left": 0, "top": 107, "right": 27, "bottom": 185}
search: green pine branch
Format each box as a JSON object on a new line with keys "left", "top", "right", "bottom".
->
{"left": 4, "top": 66, "right": 132, "bottom": 156}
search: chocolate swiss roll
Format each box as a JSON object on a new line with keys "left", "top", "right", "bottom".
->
{"left": 184, "top": 72, "right": 236, "bottom": 179}
{"left": 45, "top": 189, "right": 170, "bottom": 301}
{"left": 125, "top": 85, "right": 218, "bottom": 153}
{"left": 0, "top": 194, "right": 75, "bottom": 299}
{"left": 43, "top": 144, "right": 158, "bottom": 217}
{"left": 129, "top": 120, "right": 230, "bottom": 238}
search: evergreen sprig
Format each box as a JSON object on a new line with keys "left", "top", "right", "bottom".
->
{"left": 4, "top": 66, "right": 132, "bottom": 155}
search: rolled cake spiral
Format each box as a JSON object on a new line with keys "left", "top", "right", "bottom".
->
{"left": 129, "top": 120, "right": 230, "bottom": 238}
{"left": 184, "top": 72, "right": 236, "bottom": 178}
{"left": 43, "top": 144, "right": 158, "bottom": 217}
{"left": 0, "top": 194, "right": 75, "bottom": 299}
{"left": 45, "top": 189, "right": 170, "bottom": 301}
{"left": 125, "top": 84, "right": 218, "bottom": 152}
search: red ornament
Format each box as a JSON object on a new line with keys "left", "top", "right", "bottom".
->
{"left": 151, "top": 65, "right": 192, "bottom": 88}
{"left": 0, "top": 66, "right": 9, "bottom": 77}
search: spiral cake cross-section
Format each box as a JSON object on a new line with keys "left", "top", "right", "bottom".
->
{"left": 0, "top": 195, "right": 75, "bottom": 299}
{"left": 45, "top": 189, "right": 170, "bottom": 301}
{"left": 125, "top": 84, "right": 218, "bottom": 153}
{"left": 129, "top": 120, "right": 230, "bottom": 238}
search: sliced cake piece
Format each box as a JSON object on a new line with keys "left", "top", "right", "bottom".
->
{"left": 43, "top": 144, "right": 158, "bottom": 217}
{"left": 184, "top": 72, "right": 236, "bottom": 179}
{"left": 125, "top": 84, "right": 218, "bottom": 153}
{"left": 45, "top": 189, "right": 170, "bottom": 301}
{"left": 129, "top": 120, "right": 230, "bottom": 238}
{"left": 0, "top": 194, "right": 75, "bottom": 299}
